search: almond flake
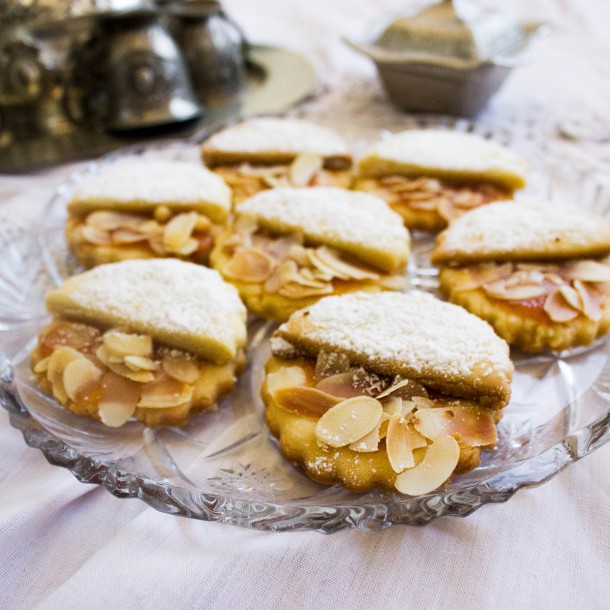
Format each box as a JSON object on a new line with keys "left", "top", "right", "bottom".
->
{"left": 558, "top": 285, "right": 583, "bottom": 312}
{"left": 82, "top": 226, "right": 112, "bottom": 246}
{"left": 312, "top": 247, "right": 379, "bottom": 281}
{"left": 349, "top": 419, "right": 382, "bottom": 452}
{"left": 163, "top": 212, "right": 198, "bottom": 252}
{"left": 137, "top": 375, "right": 194, "bottom": 408}
{"left": 565, "top": 260, "right": 610, "bottom": 283}
{"left": 96, "top": 345, "right": 155, "bottom": 383}
{"left": 86, "top": 211, "right": 141, "bottom": 231}
{"left": 289, "top": 153, "right": 323, "bottom": 187}
{"left": 98, "top": 371, "right": 141, "bottom": 427}
{"left": 314, "top": 396, "right": 383, "bottom": 448}
{"left": 483, "top": 279, "right": 546, "bottom": 301}
{"left": 413, "top": 407, "right": 497, "bottom": 446}
{"left": 47, "top": 346, "right": 83, "bottom": 387}
{"left": 316, "top": 372, "right": 366, "bottom": 399}
{"left": 543, "top": 288, "right": 580, "bottom": 322}
{"left": 124, "top": 355, "right": 159, "bottom": 372}
{"left": 273, "top": 385, "right": 340, "bottom": 418}
{"left": 394, "top": 434, "right": 460, "bottom": 496}
{"left": 223, "top": 248, "right": 275, "bottom": 283}
{"left": 376, "top": 378, "right": 428, "bottom": 400}
{"left": 33, "top": 356, "right": 50, "bottom": 374}
{"left": 386, "top": 415, "right": 428, "bottom": 473}
{"left": 103, "top": 330, "right": 152, "bottom": 358}
{"left": 162, "top": 356, "right": 200, "bottom": 384}
{"left": 63, "top": 357, "right": 103, "bottom": 402}
{"left": 112, "top": 229, "right": 148, "bottom": 244}
{"left": 574, "top": 280, "right": 604, "bottom": 322}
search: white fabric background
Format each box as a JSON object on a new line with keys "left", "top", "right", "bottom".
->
{"left": 2, "top": 1, "right": 610, "bottom": 608}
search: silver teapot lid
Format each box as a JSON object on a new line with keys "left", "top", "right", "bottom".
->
{"left": 347, "top": 0, "right": 547, "bottom": 69}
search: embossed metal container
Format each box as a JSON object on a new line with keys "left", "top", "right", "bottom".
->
{"left": 65, "top": 8, "right": 201, "bottom": 131}
{"left": 345, "top": 0, "right": 548, "bottom": 116}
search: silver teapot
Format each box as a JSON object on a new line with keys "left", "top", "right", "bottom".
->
{"left": 64, "top": 7, "right": 201, "bottom": 131}
{"left": 166, "top": 0, "right": 248, "bottom": 103}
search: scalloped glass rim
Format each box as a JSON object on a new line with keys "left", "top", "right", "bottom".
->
{"left": 1, "top": 118, "right": 610, "bottom": 533}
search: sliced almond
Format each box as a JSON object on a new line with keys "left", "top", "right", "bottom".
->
{"left": 312, "top": 247, "right": 379, "bottom": 281}
{"left": 483, "top": 279, "right": 547, "bottom": 301}
{"left": 47, "top": 346, "right": 83, "bottom": 387}
{"left": 413, "top": 407, "right": 497, "bottom": 447}
{"left": 386, "top": 415, "right": 428, "bottom": 473}
{"left": 273, "top": 385, "right": 340, "bottom": 418}
{"left": 176, "top": 237, "right": 199, "bottom": 256}
{"left": 412, "top": 396, "right": 434, "bottom": 409}
{"left": 315, "top": 372, "right": 366, "bottom": 399}
{"left": 314, "top": 396, "right": 383, "bottom": 448}
{"left": 163, "top": 212, "right": 198, "bottom": 252}
{"left": 103, "top": 330, "right": 152, "bottom": 358}
{"left": 86, "top": 211, "right": 142, "bottom": 231}
{"left": 63, "top": 357, "right": 103, "bottom": 402}
{"left": 278, "top": 282, "right": 333, "bottom": 299}
{"left": 376, "top": 378, "right": 428, "bottom": 400}
{"left": 394, "top": 435, "right": 460, "bottom": 496}
{"left": 308, "top": 248, "right": 349, "bottom": 280}
{"left": 223, "top": 248, "right": 275, "bottom": 283}
{"left": 138, "top": 374, "right": 194, "bottom": 409}
{"left": 162, "top": 355, "right": 200, "bottom": 384}
{"left": 289, "top": 153, "right": 323, "bottom": 187}
{"left": 558, "top": 285, "right": 583, "bottom": 312}
{"left": 96, "top": 345, "right": 155, "bottom": 383}
{"left": 123, "top": 355, "right": 159, "bottom": 372}
{"left": 98, "top": 371, "right": 141, "bottom": 427}
{"left": 81, "top": 226, "right": 111, "bottom": 246}
{"left": 266, "top": 366, "right": 307, "bottom": 394}
{"left": 574, "top": 280, "right": 603, "bottom": 322}
{"left": 349, "top": 419, "right": 382, "bottom": 452}
{"left": 543, "top": 288, "right": 580, "bottom": 322}
{"left": 33, "top": 356, "right": 50, "bottom": 374}
{"left": 565, "top": 260, "right": 610, "bottom": 283}
{"left": 382, "top": 396, "right": 414, "bottom": 417}
{"left": 112, "top": 229, "right": 148, "bottom": 244}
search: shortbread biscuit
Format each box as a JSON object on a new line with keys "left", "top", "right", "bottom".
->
{"left": 434, "top": 202, "right": 610, "bottom": 352}
{"left": 354, "top": 130, "right": 527, "bottom": 231}
{"left": 210, "top": 187, "right": 410, "bottom": 321}
{"left": 32, "top": 259, "right": 247, "bottom": 427}
{"left": 67, "top": 158, "right": 232, "bottom": 268}
{"left": 262, "top": 292, "right": 512, "bottom": 495}
{"left": 201, "top": 118, "right": 353, "bottom": 203}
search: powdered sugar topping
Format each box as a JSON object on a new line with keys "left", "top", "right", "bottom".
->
{"left": 73, "top": 158, "right": 231, "bottom": 210}
{"left": 238, "top": 187, "right": 409, "bottom": 267}
{"left": 362, "top": 129, "right": 527, "bottom": 186}
{"left": 436, "top": 201, "right": 610, "bottom": 259}
{"left": 203, "top": 118, "right": 349, "bottom": 157}
{"left": 47, "top": 259, "right": 246, "bottom": 360}
{"left": 280, "top": 292, "right": 511, "bottom": 380}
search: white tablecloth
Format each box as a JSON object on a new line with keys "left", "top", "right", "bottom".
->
{"left": 2, "top": 1, "right": 610, "bottom": 608}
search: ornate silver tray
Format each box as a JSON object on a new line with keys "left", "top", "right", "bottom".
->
{"left": 1, "top": 122, "right": 610, "bottom": 533}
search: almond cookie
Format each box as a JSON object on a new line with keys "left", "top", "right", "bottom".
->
{"left": 353, "top": 129, "right": 527, "bottom": 231}
{"left": 210, "top": 187, "right": 410, "bottom": 321}
{"left": 31, "top": 259, "right": 247, "bottom": 427}
{"left": 433, "top": 201, "right": 610, "bottom": 352}
{"left": 66, "top": 158, "right": 231, "bottom": 268}
{"left": 201, "top": 118, "right": 353, "bottom": 204}
{"left": 262, "top": 292, "right": 513, "bottom": 495}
